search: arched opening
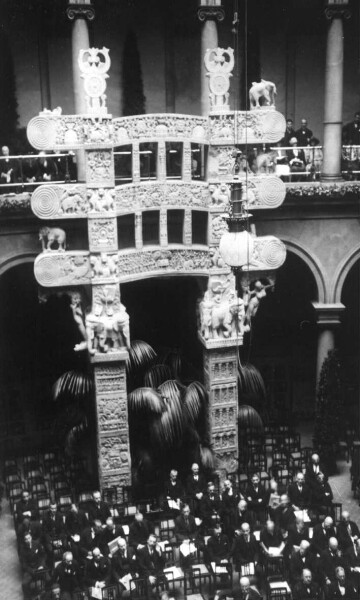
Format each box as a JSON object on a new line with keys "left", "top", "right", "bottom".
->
{"left": 338, "top": 258, "right": 360, "bottom": 427}
{"left": 0, "top": 262, "right": 87, "bottom": 456}
{"left": 244, "top": 251, "right": 318, "bottom": 424}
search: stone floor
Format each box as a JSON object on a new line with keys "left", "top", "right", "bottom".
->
{"left": 0, "top": 422, "right": 359, "bottom": 600}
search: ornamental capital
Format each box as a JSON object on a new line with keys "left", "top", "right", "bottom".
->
{"left": 66, "top": 3, "right": 95, "bottom": 22}
{"left": 197, "top": 6, "right": 225, "bottom": 22}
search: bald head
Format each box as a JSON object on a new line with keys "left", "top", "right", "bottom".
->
{"left": 240, "top": 576, "right": 251, "bottom": 591}
{"left": 299, "top": 540, "right": 310, "bottom": 555}
{"left": 324, "top": 517, "right": 333, "bottom": 529}
{"left": 329, "top": 537, "right": 338, "bottom": 552}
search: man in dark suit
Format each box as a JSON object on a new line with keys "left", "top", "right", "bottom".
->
{"left": 17, "top": 517, "right": 42, "bottom": 542}
{"left": 342, "top": 112, "right": 360, "bottom": 145}
{"left": 221, "top": 478, "right": 241, "bottom": 538}
{"left": 231, "top": 522, "right": 260, "bottom": 572}
{"left": 281, "top": 118, "right": 296, "bottom": 146}
{"left": 51, "top": 551, "right": 83, "bottom": 600}
{"left": 289, "top": 541, "right": 318, "bottom": 585}
{"left": 137, "top": 533, "right": 165, "bottom": 586}
{"left": 201, "top": 481, "right": 222, "bottom": 528}
{"left": 292, "top": 568, "right": 322, "bottom": 600}
{"left": 295, "top": 119, "right": 313, "bottom": 146}
{"left": 245, "top": 473, "right": 268, "bottom": 523}
{"left": 88, "top": 490, "right": 111, "bottom": 525}
{"left": 111, "top": 538, "right": 137, "bottom": 586}
{"left": 186, "top": 462, "right": 207, "bottom": 516}
{"left": 327, "top": 566, "right": 357, "bottom": 599}
{"left": 344, "top": 538, "right": 360, "bottom": 588}
{"left": 128, "top": 511, "right": 154, "bottom": 550}
{"left": 99, "top": 516, "right": 126, "bottom": 558}
{"left": 273, "top": 494, "right": 296, "bottom": 532}
{"left": 319, "top": 537, "right": 347, "bottom": 586}
{"left": 337, "top": 510, "right": 360, "bottom": 551}
{"left": 286, "top": 138, "right": 306, "bottom": 180}
{"left": 235, "top": 499, "right": 255, "bottom": 532}
{"left": 287, "top": 516, "right": 310, "bottom": 551}
{"left": 288, "top": 473, "right": 311, "bottom": 511}
{"left": 19, "top": 532, "right": 47, "bottom": 600}
{"left": 305, "top": 453, "right": 326, "bottom": 490}
{"left": 213, "top": 575, "right": 262, "bottom": 600}
{"left": 311, "top": 472, "right": 333, "bottom": 514}
{"left": 311, "top": 516, "right": 336, "bottom": 555}
{"left": 174, "top": 504, "right": 199, "bottom": 543}
{"left": 84, "top": 546, "right": 112, "bottom": 590}
{"left": 259, "top": 519, "right": 285, "bottom": 557}
{"left": 206, "top": 524, "right": 231, "bottom": 563}
{"left": 162, "top": 468, "right": 184, "bottom": 510}
{"left": 42, "top": 502, "right": 67, "bottom": 564}
{"left": 65, "top": 503, "right": 88, "bottom": 561}
{"left": 79, "top": 520, "right": 104, "bottom": 562}
{"left": 16, "top": 490, "right": 39, "bottom": 524}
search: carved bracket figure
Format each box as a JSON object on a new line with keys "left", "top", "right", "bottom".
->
{"left": 249, "top": 79, "right": 277, "bottom": 109}
{"left": 39, "top": 226, "right": 66, "bottom": 252}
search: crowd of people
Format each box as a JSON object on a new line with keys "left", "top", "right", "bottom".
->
{"left": 9, "top": 451, "right": 360, "bottom": 600}
{"left": 0, "top": 146, "right": 75, "bottom": 190}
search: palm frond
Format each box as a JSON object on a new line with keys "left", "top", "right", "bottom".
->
{"left": 157, "top": 349, "right": 182, "bottom": 379}
{"left": 183, "top": 381, "right": 208, "bottom": 423}
{"left": 150, "top": 403, "right": 184, "bottom": 447}
{"left": 238, "top": 404, "right": 263, "bottom": 431}
{"left": 144, "top": 364, "right": 173, "bottom": 388}
{"left": 126, "top": 340, "right": 157, "bottom": 374}
{"left": 238, "top": 362, "right": 266, "bottom": 400}
{"left": 199, "top": 444, "right": 215, "bottom": 470}
{"left": 158, "top": 379, "right": 185, "bottom": 404}
{"left": 128, "top": 387, "right": 164, "bottom": 414}
{"left": 64, "top": 419, "right": 88, "bottom": 455}
{"left": 52, "top": 370, "right": 93, "bottom": 402}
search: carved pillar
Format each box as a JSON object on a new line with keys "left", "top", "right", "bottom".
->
{"left": 66, "top": 1, "right": 95, "bottom": 182}
{"left": 184, "top": 209, "right": 192, "bottom": 245}
{"left": 160, "top": 208, "right": 168, "bottom": 247}
{"left": 322, "top": 4, "right": 351, "bottom": 180}
{"left": 203, "top": 345, "right": 239, "bottom": 481}
{"left": 157, "top": 140, "right": 167, "bottom": 181}
{"left": 182, "top": 141, "right": 192, "bottom": 182}
{"left": 132, "top": 141, "right": 140, "bottom": 183}
{"left": 93, "top": 358, "right": 131, "bottom": 490}
{"left": 313, "top": 302, "right": 345, "bottom": 383}
{"left": 197, "top": 3, "right": 225, "bottom": 116}
{"left": 135, "top": 211, "right": 143, "bottom": 249}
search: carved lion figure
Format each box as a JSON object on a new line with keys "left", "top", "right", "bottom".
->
{"left": 39, "top": 226, "right": 66, "bottom": 252}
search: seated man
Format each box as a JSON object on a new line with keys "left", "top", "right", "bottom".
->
{"left": 162, "top": 468, "right": 184, "bottom": 511}
{"left": 344, "top": 537, "right": 360, "bottom": 588}
{"left": 84, "top": 547, "right": 112, "bottom": 596}
{"left": 245, "top": 473, "right": 268, "bottom": 523}
{"left": 80, "top": 520, "right": 104, "bottom": 562}
{"left": 174, "top": 503, "right": 199, "bottom": 543}
{"left": 206, "top": 524, "right": 231, "bottom": 564}
{"left": 201, "top": 481, "right": 222, "bottom": 528}
{"left": 292, "top": 568, "right": 321, "bottom": 600}
{"left": 65, "top": 503, "right": 88, "bottom": 560}
{"left": 319, "top": 537, "right": 347, "bottom": 587}
{"left": 0, "top": 145, "right": 16, "bottom": 184}
{"left": 287, "top": 516, "right": 310, "bottom": 553}
{"left": 88, "top": 490, "right": 111, "bottom": 525}
{"left": 15, "top": 489, "right": 39, "bottom": 524}
{"left": 42, "top": 501, "right": 67, "bottom": 565}
{"left": 259, "top": 519, "right": 285, "bottom": 558}
{"left": 286, "top": 137, "right": 306, "bottom": 180}
{"left": 311, "top": 516, "right": 336, "bottom": 556}
{"left": 235, "top": 499, "right": 255, "bottom": 532}
{"left": 137, "top": 533, "right": 165, "bottom": 587}
{"left": 100, "top": 516, "right": 126, "bottom": 558}
{"left": 273, "top": 494, "right": 296, "bottom": 532}
{"left": 337, "top": 510, "right": 360, "bottom": 552}
{"left": 289, "top": 540, "right": 318, "bottom": 585}
{"left": 17, "top": 517, "right": 42, "bottom": 543}
{"left": 311, "top": 472, "right": 333, "bottom": 514}
{"left": 305, "top": 453, "right": 326, "bottom": 490}
{"left": 231, "top": 522, "right": 260, "bottom": 574}
{"left": 327, "top": 566, "right": 357, "bottom": 600}
{"left": 288, "top": 473, "right": 311, "bottom": 511}
{"left": 51, "top": 551, "right": 83, "bottom": 600}
{"left": 111, "top": 538, "right": 138, "bottom": 588}
{"left": 19, "top": 532, "right": 47, "bottom": 600}
{"left": 214, "top": 575, "right": 262, "bottom": 600}
{"left": 186, "top": 462, "right": 207, "bottom": 516}
{"left": 128, "top": 511, "right": 154, "bottom": 550}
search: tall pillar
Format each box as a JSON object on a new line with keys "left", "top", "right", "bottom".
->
{"left": 66, "top": 1, "right": 95, "bottom": 182}
{"left": 197, "top": 2, "right": 225, "bottom": 116}
{"left": 321, "top": 2, "right": 351, "bottom": 180}
{"left": 313, "top": 302, "right": 345, "bottom": 383}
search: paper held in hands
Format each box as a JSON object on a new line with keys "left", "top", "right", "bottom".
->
{"left": 168, "top": 499, "right": 180, "bottom": 511}
{"left": 180, "top": 541, "right": 197, "bottom": 557}
{"left": 241, "top": 562, "right": 255, "bottom": 576}
{"left": 90, "top": 588, "right": 103, "bottom": 600}
{"left": 268, "top": 547, "right": 281, "bottom": 556}
{"left": 211, "top": 561, "right": 229, "bottom": 574}
{"left": 119, "top": 574, "right": 134, "bottom": 592}
{"left": 294, "top": 509, "right": 311, "bottom": 523}
{"left": 163, "top": 566, "right": 184, "bottom": 580}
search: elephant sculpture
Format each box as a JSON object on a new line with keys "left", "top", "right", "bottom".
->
{"left": 249, "top": 79, "right": 277, "bottom": 109}
{"left": 39, "top": 226, "right": 66, "bottom": 252}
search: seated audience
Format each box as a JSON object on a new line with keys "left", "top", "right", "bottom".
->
{"left": 286, "top": 138, "right": 306, "bottom": 178}
{"left": 186, "top": 462, "right": 207, "bottom": 516}
{"left": 19, "top": 532, "right": 47, "bottom": 600}
{"left": 305, "top": 453, "right": 326, "bottom": 490}
{"left": 231, "top": 522, "right": 260, "bottom": 573}
{"left": 162, "top": 468, "right": 184, "bottom": 510}
{"left": 111, "top": 538, "right": 138, "bottom": 587}
{"left": 17, "top": 517, "right": 42, "bottom": 542}
{"left": 337, "top": 510, "right": 360, "bottom": 551}
{"left": 287, "top": 516, "right": 310, "bottom": 550}
{"left": 137, "top": 533, "right": 165, "bottom": 587}
{"left": 174, "top": 503, "right": 199, "bottom": 543}
{"left": 267, "top": 479, "right": 281, "bottom": 517}
{"left": 100, "top": 516, "right": 126, "bottom": 558}
{"left": 16, "top": 490, "right": 39, "bottom": 524}
{"left": 288, "top": 473, "right": 311, "bottom": 511}
{"left": 289, "top": 540, "right": 318, "bottom": 585}
{"left": 84, "top": 547, "right": 111, "bottom": 594}
{"left": 292, "top": 568, "right": 322, "bottom": 600}
{"left": 235, "top": 499, "right": 255, "bottom": 532}
{"left": 42, "top": 501, "right": 67, "bottom": 564}
{"left": 260, "top": 519, "right": 285, "bottom": 557}
{"left": 35, "top": 151, "right": 58, "bottom": 181}
{"left": 80, "top": 520, "right": 104, "bottom": 562}
{"left": 344, "top": 537, "right": 360, "bottom": 588}
{"left": 51, "top": 551, "right": 83, "bottom": 600}
{"left": 206, "top": 523, "right": 231, "bottom": 563}
{"left": 311, "top": 516, "right": 336, "bottom": 555}
{"left": 327, "top": 565, "right": 357, "bottom": 600}
{"left": 128, "top": 511, "right": 154, "bottom": 550}
{"left": 88, "top": 490, "right": 111, "bottom": 525}
{"left": 273, "top": 494, "right": 296, "bottom": 532}
{"left": 245, "top": 473, "right": 268, "bottom": 523}
{"left": 311, "top": 472, "right": 333, "bottom": 514}
{"left": 319, "top": 537, "right": 347, "bottom": 586}
{"left": 221, "top": 478, "right": 241, "bottom": 538}
{"left": 214, "top": 575, "right": 262, "bottom": 600}
{"left": 201, "top": 480, "right": 222, "bottom": 528}
{"left": 65, "top": 503, "right": 88, "bottom": 560}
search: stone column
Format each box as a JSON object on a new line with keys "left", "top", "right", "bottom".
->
{"left": 322, "top": 4, "right": 351, "bottom": 180}
{"left": 66, "top": 1, "right": 95, "bottom": 182}
{"left": 197, "top": 3, "right": 225, "bottom": 116}
{"left": 203, "top": 344, "right": 239, "bottom": 481}
{"left": 313, "top": 302, "right": 345, "bottom": 383}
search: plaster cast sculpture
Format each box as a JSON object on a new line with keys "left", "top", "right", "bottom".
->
{"left": 39, "top": 226, "right": 66, "bottom": 252}
{"left": 249, "top": 79, "right": 277, "bottom": 109}
{"left": 253, "top": 150, "right": 278, "bottom": 174}
{"left": 244, "top": 280, "right": 274, "bottom": 327}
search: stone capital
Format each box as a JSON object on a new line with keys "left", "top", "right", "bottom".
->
{"left": 197, "top": 6, "right": 225, "bottom": 22}
{"left": 325, "top": 6, "right": 351, "bottom": 20}
{"left": 312, "top": 302, "right": 345, "bottom": 327}
{"left": 66, "top": 4, "right": 95, "bottom": 21}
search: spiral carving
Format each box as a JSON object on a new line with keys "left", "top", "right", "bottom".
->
{"left": 257, "top": 176, "right": 286, "bottom": 208}
{"left": 262, "top": 111, "right": 286, "bottom": 143}
{"left": 31, "top": 186, "right": 61, "bottom": 219}
{"left": 256, "top": 237, "right": 286, "bottom": 268}
{"left": 27, "top": 116, "right": 56, "bottom": 150}
{"left": 34, "top": 255, "right": 62, "bottom": 286}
